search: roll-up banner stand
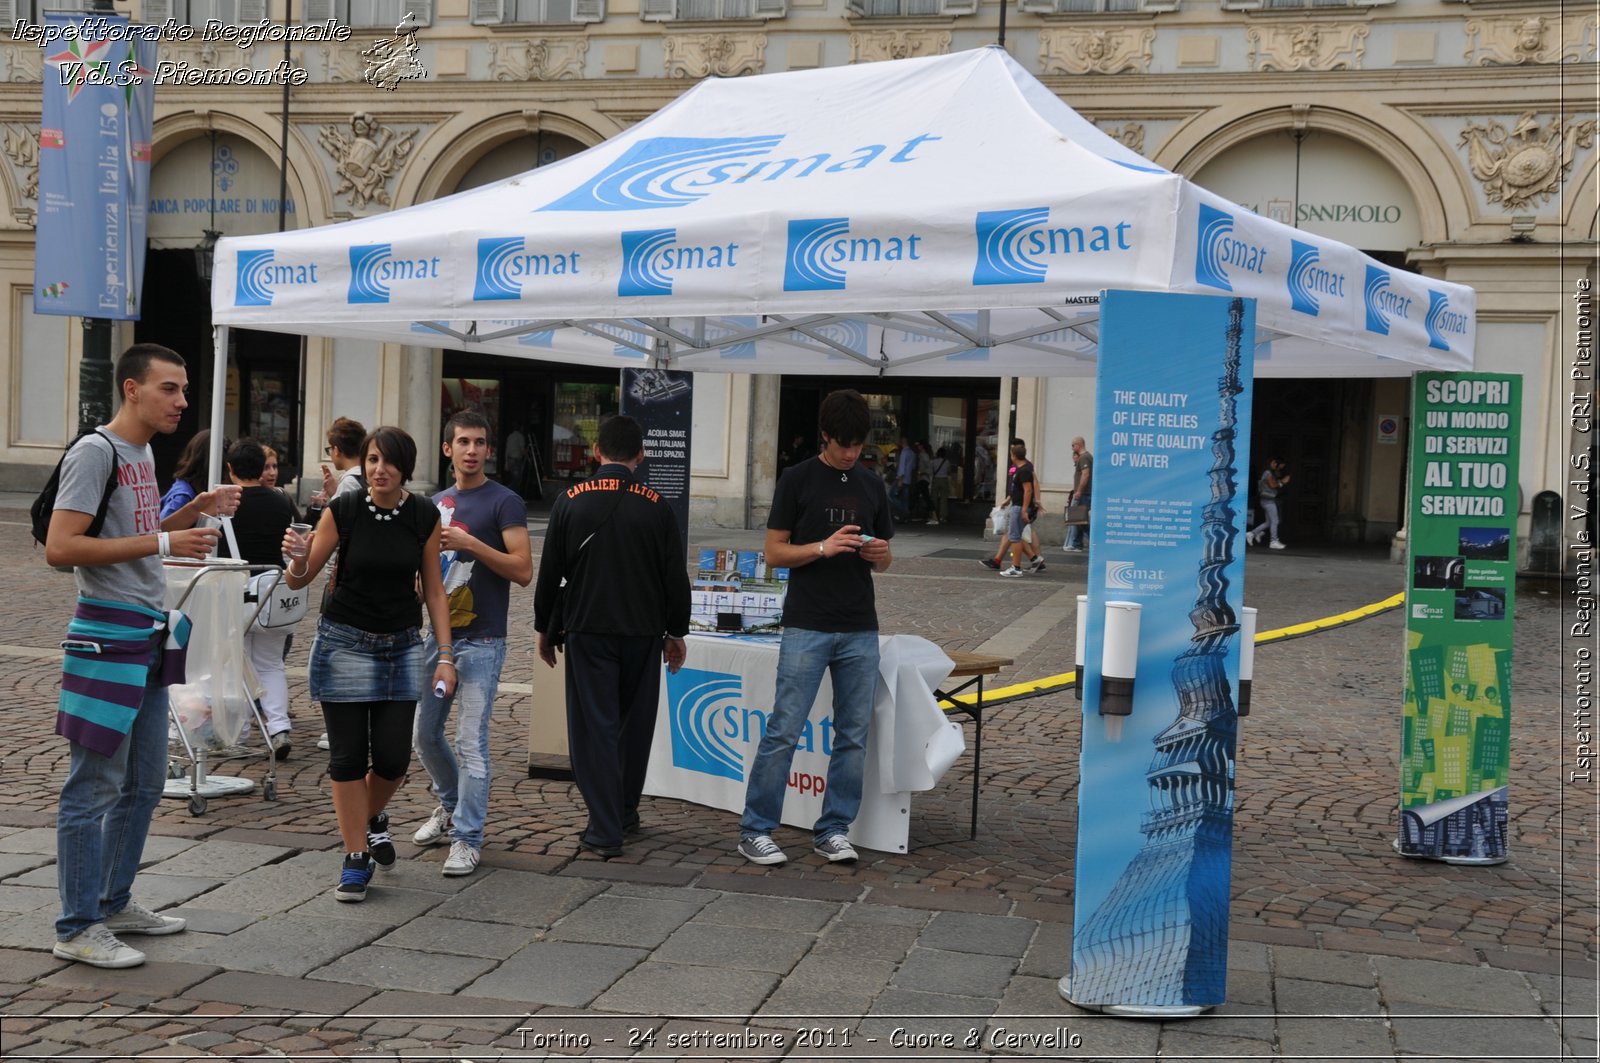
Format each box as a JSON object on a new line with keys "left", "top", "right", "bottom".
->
{"left": 620, "top": 368, "right": 693, "bottom": 553}
{"left": 1397, "top": 372, "right": 1521, "bottom": 864}
{"left": 1063, "top": 291, "right": 1255, "bottom": 1016}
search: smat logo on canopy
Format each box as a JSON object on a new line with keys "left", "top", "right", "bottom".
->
{"left": 1425, "top": 291, "right": 1470, "bottom": 352}
{"left": 1363, "top": 265, "right": 1413, "bottom": 336}
{"left": 347, "top": 243, "right": 441, "bottom": 304}
{"left": 472, "top": 237, "right": 582, "bottom": 301}
{"left": 783, "top": 217, "right": 924, "bottom": 292}
{"left": 1195, "top": 204, "right": 1268, "bottom": 292}
{"left": 538, "top": 133, "right": 943, "bottom": 213}
{"left": 1287, "top": 240, "right": 1346, "bottom": 317}
{"left": 972, "top": 207, "right": 1134, "bottom": 286}
{"left": 234, "top": 249, "right": 319, "bottom": 307}
{"left": 618, "top": 228, "right": 740, "bottom": 297}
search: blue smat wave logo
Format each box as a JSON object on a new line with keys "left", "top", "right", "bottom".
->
{"left": 540, "top": 135, "right": 786, "bottom": 213}
{"left": 665, "top": 667, "right": 746, "bottom": 781}
{"left": 1288, "top": 241, "right": 1320, "bottom": 316}
{"left": 1195, "top": 204, "right": 1235, "bottom": 291}
{"left": 235, "top": 249, "right": 276, "bottom": 306}
{"left": 784, "top": 217, "right": 851, "bottom": 292}
{"left": 476, "top": 237, "right": 526, "bottom": 301}
{"left": 1363, "top": 264, "right": 1415, "bottom": 336}
{"left": 619, "top": 229, "right": 677, "bottom": 297}
{"left": 348, "top": 243, "right": 392, "bottom": 304}
{"left": 973, "top": 207, "right": 1050, "bottom": 285}
{"left": 1425, "top": 290, "right": 1468, "bottom": 352}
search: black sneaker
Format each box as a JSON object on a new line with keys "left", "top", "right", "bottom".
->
{"left": 366, "top": 812, "right": 395, "bottom": 867}
{"left": 980, "top": 557, "right": 1002, "bottom": 570}
{"left": 335, "top": 852, "right": 375, "bottom": 903}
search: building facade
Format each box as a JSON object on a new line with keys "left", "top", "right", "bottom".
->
{"left": 0, "top": 0, "right": 1592, "bottom": 560}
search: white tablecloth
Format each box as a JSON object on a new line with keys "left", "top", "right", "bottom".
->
{"left": 643, "top": 632, "right": 964, "bottom": 854}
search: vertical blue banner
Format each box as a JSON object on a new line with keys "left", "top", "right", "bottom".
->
{"left": 35, "top": 15, "right": 156, "bottom": 319}
{"left": 1068, "top": 291, "right": 1255, "bottom": 1010}
{"left": 620, "top": 367, "right": 693, "bottom": 553}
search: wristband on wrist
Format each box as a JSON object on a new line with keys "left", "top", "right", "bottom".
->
{"left": 157, "top": 532, "right": 171, "bottom": 557}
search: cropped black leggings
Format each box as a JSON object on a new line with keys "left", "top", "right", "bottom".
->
{"left": 322, "top": 700, "right": 415, "bottom": 783}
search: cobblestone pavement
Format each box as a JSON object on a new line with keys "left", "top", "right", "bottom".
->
{"left": 0, "top": 502, "right": 1592, "bottom": 1060}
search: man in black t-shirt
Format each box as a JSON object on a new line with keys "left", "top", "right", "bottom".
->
{"left": 738, "top": 390, "right": 894, "bottom": 867}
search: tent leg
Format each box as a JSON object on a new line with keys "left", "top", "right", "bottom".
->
{"left": 208, "top": 325, "right": 229, "bottom": 482}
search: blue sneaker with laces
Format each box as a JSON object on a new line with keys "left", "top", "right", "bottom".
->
{"left": 335, "top": 852, "right": 375, "bottom": 903}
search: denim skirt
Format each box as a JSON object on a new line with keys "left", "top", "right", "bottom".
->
{"left": 307, "top": 618, "right": 425, "bottom": 703}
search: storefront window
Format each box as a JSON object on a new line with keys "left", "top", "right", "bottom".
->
{"left": 553, "top": 381, "right": 618, "bottom": 479}
{"left": 973, "top": 397, "right": 1001, "bottom": 501}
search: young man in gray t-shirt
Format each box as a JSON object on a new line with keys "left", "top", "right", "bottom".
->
{"left": 45, "top": 344, "right": 238, "bottom": 969}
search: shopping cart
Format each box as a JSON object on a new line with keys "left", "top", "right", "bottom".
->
{"left": 162, "top": 558, "right": 284, "bottom": 815}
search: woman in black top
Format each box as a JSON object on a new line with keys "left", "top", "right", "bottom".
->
{"left": 221, "top": 438, "right": 299, "bottom": 756}
{"left": 281, "top": 427, "right": 454, "bottom": 903}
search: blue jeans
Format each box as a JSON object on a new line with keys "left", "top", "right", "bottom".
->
{"left": 56, "top": 665, "right": 169, "bottom": 941}
{"left": 414, "top": 635, "right": 506, "bottom": 849}
{"left": 740, "top": 628, "right": 879, "bottom": 843}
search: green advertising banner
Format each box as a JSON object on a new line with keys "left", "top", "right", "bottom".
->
{"left": 1398, "top": 372, "right": 1521, "bottom": 864}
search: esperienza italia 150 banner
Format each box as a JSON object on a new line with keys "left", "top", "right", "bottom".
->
{"left": 34, "top": 14, "right": 156, "bottom": 320}
{"left": 1398, "top": 371, "right": 1521, "bottom": 864}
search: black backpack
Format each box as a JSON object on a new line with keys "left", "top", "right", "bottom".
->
{"left": 30, "top": 429, "right": 122, "bottom": 549}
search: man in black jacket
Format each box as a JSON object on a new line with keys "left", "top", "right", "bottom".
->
{"left": 534, "top": 415, "right": 690, "bottom": 858}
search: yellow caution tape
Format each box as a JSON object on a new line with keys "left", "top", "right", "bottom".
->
{"left": 942, "top": 590, "right": 1406, "bottom": 709}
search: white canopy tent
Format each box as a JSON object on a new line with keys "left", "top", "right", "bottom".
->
{"left": 207, "top": 45, "right": 1474, "bottom": 455}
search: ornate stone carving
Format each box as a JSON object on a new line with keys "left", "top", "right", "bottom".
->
{"left": 1464, "top": 12, "right": 1597, "bottom": 66}
{"left": 1246, "top": 23, "right": 1367, "bottom": 73}
{"left": 848, "top": 30, "right": 951, "bottom": 65}
{"left": 316, "top": 112, "right": 417, "bottom": 210}
{"left": 1460, "top": 112, "right": 1596, "bottom": 210}
{"left": 488, "top": 37, "right": 589, "bottom": 81}
{"left": 1097, "top": 122, "right": 1146, "bottom": 156}
{"left": 3, "top": 123, "right": 38, "bottom": 211}
{"left": 662, "top": 33, "right": 765, "bottom": 79}
{"left": 7, "top": 44, "right": 42, "bottom": 83}
{"left": 1040, "top": 27, "right": 1154, "bottom": 76}
{"left": 323, "top": 43, "right": 368, "bottom": 84}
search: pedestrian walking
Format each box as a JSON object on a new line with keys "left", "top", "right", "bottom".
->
{"left": 411, "top": 412, "right": 532, "bottom": 877}
{"left": 534, "top": 415, "right": 690, "bottom": 859}
{"left": 279, "top": 426, "right": 455, "bottom": 903}
{"left": 1247, "top": 458, "right": 1292, "bottom": 550}
{"left": 929, "top": 446, "right": 953, "bottom": 525}
{"left": 45, "top": 343, "right": 238, "bottom": 968}
{"left": 1065, "top": 435, "right": 1093, "bottom": 551}
{"left": 982, "top": 438, "right": 1044, "bottom": 574}
{"left": 738, "top": 389, "right": 894, "bottom": 867}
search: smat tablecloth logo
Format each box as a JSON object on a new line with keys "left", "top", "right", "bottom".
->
{"left": 665, "top": 667, "right": 747, "bottom": 781}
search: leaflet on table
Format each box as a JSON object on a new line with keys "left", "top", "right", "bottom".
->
{"left": 691, "top": 549, "right": 789, "bottom": 634}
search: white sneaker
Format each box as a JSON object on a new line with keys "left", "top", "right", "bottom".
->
{"left": 738, "top": 834, "right": 788, "bottom": 866}
{"left": 316, "top": 732, "right": 330, "bottom": 751}
{"left": 53, "top": 923, "right": 144, "bottom": 968}
{"left": 442, "top": 839, "right": 480, "bottom": 877}
{"left": 813, "top": 834, "right": 859, "bottom": 863}
{"left": 998, "top": 566, "right": 1025, "bottom": 578}
{"left": 413, "top": 804, "right": 453, "bottom": 847}
{"left": 103, "top": 901, "right": 185, "bottom": 936}
{"left": 1269, "top": 540, "right": 1287, "bottom": 550}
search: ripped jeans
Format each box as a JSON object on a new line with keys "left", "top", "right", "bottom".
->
{"left": 413, "top": 635, "right": 507, "bottom": 849}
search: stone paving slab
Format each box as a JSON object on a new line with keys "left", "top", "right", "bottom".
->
{"left": 547, "top": 894, "right": 707, "bottom": 949}
{"left": 140, "top": 839, "right": 288, "bottom": 878}
{"left": 309, "top": 944, "right": 499, "bottom": 994}
{"left": 0, "top": 852, "right": 54, "bottom": 881}
{"left": 753, "top": 954, "right": 898, "bottom": 1025}
{"left": 181, "top": 914, "right": 388, "bottom": 978}
{"left": 692, "top": 892, "right": 838, "bottom": 932}
{"left": 347, "top": 989, "right": 531, "bottom": 1034}
{"left": 0, "top": 884, "right": 58, "bottom": 914}
{"left": 892, "top": 945, "right": 1018, "bottom": 999}
{"left": 917, "top": 911, "right": 1038, "bottom": 958}
{"left": 39, "top": 958, "right": 221, "bottom": 998}
{"left": 184, "top": 968, "right": 381, "bottom": 1013}
{"left": 431, "top": 872, "right": 605, "bottom": 927}
{"left": 0, "top": 945, "right": 65, "bottom": 982}
{"left": 463, "top": 940, "right": 649, "bottom": 1007}
{"left": 1387, "top": 1006, "right": 1568, "bottom": 1059}
{"left": 1373, "top": 955, "right": 1543, "bottom": 1013}
{"left": 594, "top": 958, "right": 780, "bottom": 1015}
{"left": 654, "top": 920, "right": 815, "bottom": 975}
{"left": 285, "top": 884, "right": 448, "bottom": 926}
{"left": 372, "top": 915, "right": 543, "bottom": 960}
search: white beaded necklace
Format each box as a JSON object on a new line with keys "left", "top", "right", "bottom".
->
{"left": 365, "top": 490, "right": 406, "bottom": 521}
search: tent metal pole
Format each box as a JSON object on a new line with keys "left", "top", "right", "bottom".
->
{"left": 208, "top": 325, "right": 229, "bottom": 488}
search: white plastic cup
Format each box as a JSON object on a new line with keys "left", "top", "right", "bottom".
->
{"left": 288, "top": 522, "right": 313, "bottom": 558}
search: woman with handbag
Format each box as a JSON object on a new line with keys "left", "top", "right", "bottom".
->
{"left": 219, "top": 439, "right": 300, "bottom": 758}
{"left": 280, "top": 427, "right": 455, "bottom": 903}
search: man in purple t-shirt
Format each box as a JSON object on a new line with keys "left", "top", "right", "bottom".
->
{"left": 410, "top": 411, "right": 532, "bottom": 876}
